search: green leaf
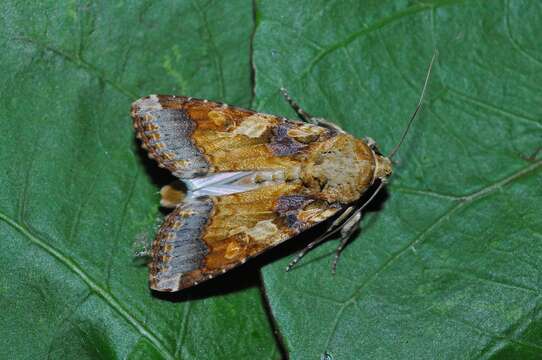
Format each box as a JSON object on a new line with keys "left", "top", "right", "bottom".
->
{"left": 0, "top": 1, "right": 278, "bottom": 359}
{"left": 4, "top": 0, "right": 541, "bottom": 359}
{"left": 254, "top": 0, "right": 542, "bottom": 359}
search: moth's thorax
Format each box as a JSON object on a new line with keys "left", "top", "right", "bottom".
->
{"left": 301, "top": 134, "right": 377, "bottom": 204}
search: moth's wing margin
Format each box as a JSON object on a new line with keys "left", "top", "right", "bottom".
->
{"left": 131, "top": 95, "right": 219, "bottom": 178}
{"left": 149, "top": 197, "right": 212, "bottom": 291}
{"left": 132, "top": 94, "right": 263, "bottom": 178}
{"left": 150, "top": 184, "right": 343, "bottom": 292}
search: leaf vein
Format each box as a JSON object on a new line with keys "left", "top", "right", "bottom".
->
{"left": 429, "top": 303, "right": 542, "bottom": 355}
{"left": 446, "top": 87, "right": 542, "bottom": 129}
{"left": 474, "top": 297, "right": 542, "bottom": 358}
{"left": 191, "top": 0, "right": 226, "bottom": 99}
{"left": 0, "top": 213, "right": 175, "bottom": 360}
{"left": 105, "top": 170, "right": 140, "bottom": 289}
{"left": 68, "top": 164, "right": 105, "bottom": 244}
{"left": 259, "top": 0, "right": 465, "bottom": 108}
{"left": 174, "top": 302, "right": 192, "bottom": 359}
{"left": 15, "top": 35, "right": 137, "bottom": 99}
{"left": 393, "top": 186, "right": 460, "bottom": 200}
{"left": 504, "top": 0, "right": 542, "bottom": 68}
{"left": 322, "top": 161, "right": 541, "bottom": 345}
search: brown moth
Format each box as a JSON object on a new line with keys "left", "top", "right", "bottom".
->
{"left": 131, "top": 55, "right": 436, "bottom": 292}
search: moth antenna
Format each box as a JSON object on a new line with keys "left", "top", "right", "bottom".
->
{"left": 358, "top": 180, "right": 385, "bottom": 213}
{"left": 286, "top": 224, "right": 343, "bottom": 272}
{"left": 387, "top": 51, "right": 438, "bottom": 159}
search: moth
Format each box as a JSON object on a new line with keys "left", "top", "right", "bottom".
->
{"left": 131, "top": 56, "right": 436, "bottom": 292}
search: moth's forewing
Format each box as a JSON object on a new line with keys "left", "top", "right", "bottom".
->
{"left": 131, "top": 95, "right": 340, "bottom": 177}
{"left": 150, "top": 184, "right": 341, "bottom": 291}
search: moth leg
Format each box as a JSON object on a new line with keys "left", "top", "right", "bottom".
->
{"left": 286, "top": 206, "right": 356, "bottom": 272}
{"left": 331, "top": 210, "right": 362, "bottom": 273}
{"left": 286, "top": 233, "right": 328, "bottom": 271}
{"left": 288, "top": 180, "right": 385, "bottom": 273}
{"left": 280, "top": 87, "right": 315, "bottom": 123}
{"left": 280, "top": 88, "right": 346, "bottom": 132}
{"left": 331, "top": 181, "right": 386, "bottom": 272}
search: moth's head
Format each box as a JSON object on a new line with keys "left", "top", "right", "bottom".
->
{"left": 363, "top": 137, "right": 393, "bottom": 183}
{"left": 374, "top": 154, "right": 393, "bottom": 182}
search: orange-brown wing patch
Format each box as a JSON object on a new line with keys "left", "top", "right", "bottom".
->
{"left": 131, "top": 95, "right": 336, "bottom": 179}
{"left": 149, "top": 183, "right": 342, "bottom": 291}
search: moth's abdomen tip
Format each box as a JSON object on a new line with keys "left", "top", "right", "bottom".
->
{"left": 160, "top": 184, "right": 185, "bottom": 208}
